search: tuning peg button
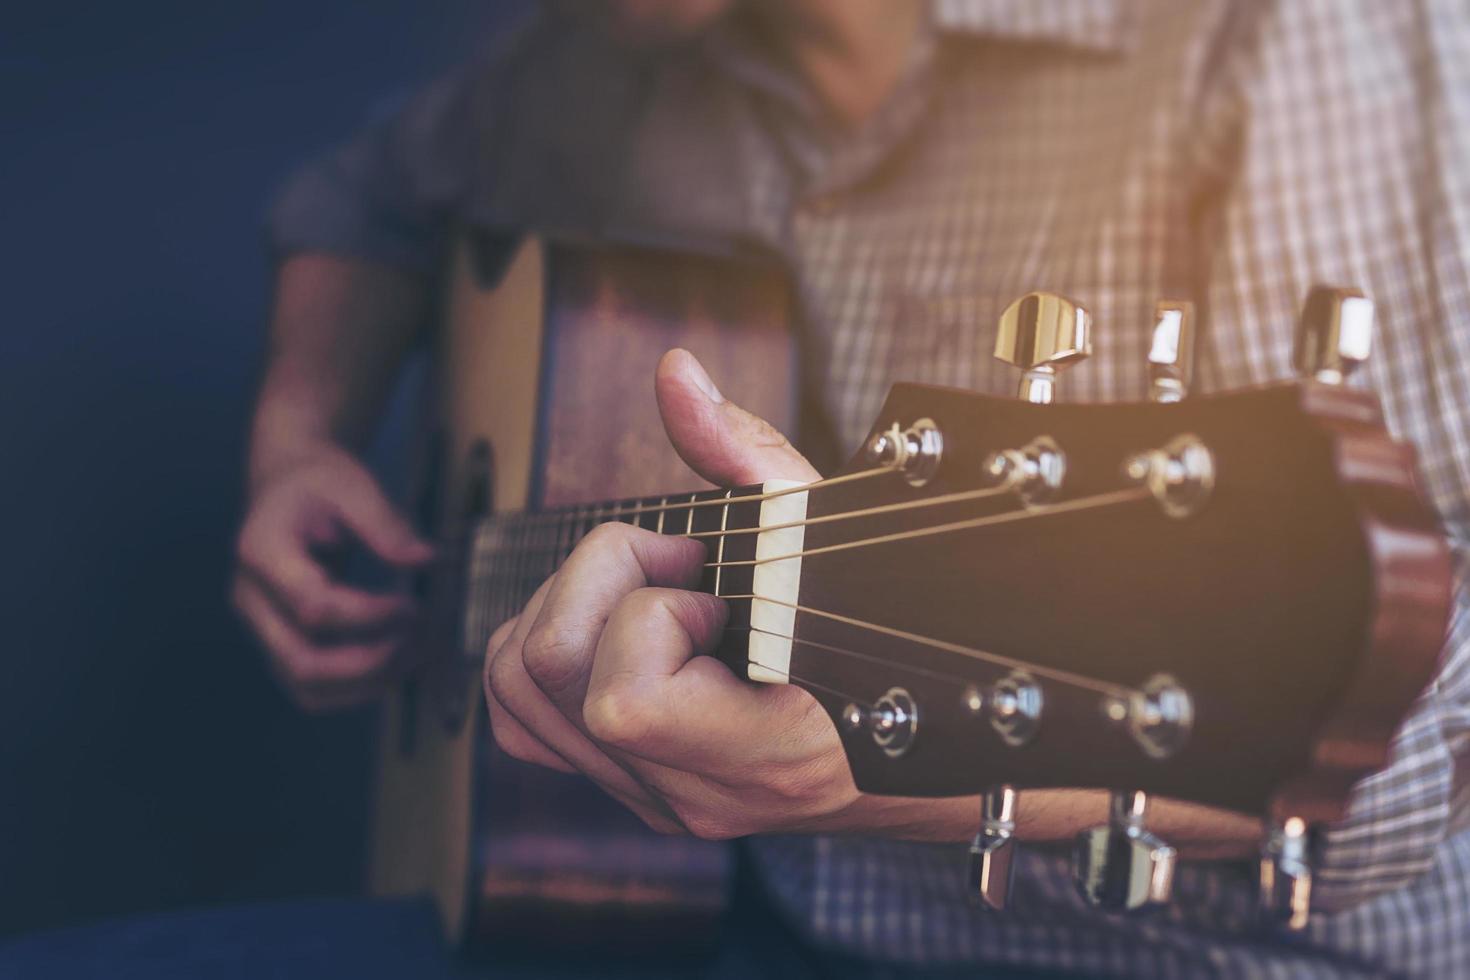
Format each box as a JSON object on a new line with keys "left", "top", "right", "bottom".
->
{"left": 1147, "top": 300, "right": 1195, "bottom": 403}
{"left": 1074, "top": 790, "right": 1176, "bottom": 913}
{"left": 995, "top": 292, "right": 1093, "bottom": 404}
{"left": 1295, "top": 286, "right": 1373, "bottom": 384}
{"left": 968, "top": 785, "right": 1019, "bottom": 910}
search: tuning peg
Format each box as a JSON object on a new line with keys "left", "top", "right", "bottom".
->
{"left": 995, "top": 292, "right": 1093, "bottom": 404}
{"left": 1147, "top": 300, "right": 1195, "bottom": 402}
{"left": 967, "top": 785, "right": 1018, "bottom": 910}
{"left": 1073, "top": 790, "right": 1176, "bottom": 913}
{"left": 1294, "top": 285, "right": 1373, "bottom": 384}
{"left": 1259, "top": 817, "right": 1316, "bottom": 930}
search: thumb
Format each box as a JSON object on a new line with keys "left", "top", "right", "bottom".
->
{"left": 331, "top": 465, "right": 435, "bottom": 567}
{"left": 654, "top": 349, "right": 819, "bottom": 488}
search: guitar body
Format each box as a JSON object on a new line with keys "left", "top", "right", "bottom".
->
{"left": 370, "top": 235, "right": 797, "bottom": 952}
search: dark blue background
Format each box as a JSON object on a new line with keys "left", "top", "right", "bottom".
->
{"left": 1, "top": 0, "right": 525, "bottom": 938}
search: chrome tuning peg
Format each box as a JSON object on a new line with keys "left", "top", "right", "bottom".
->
{"left": 1147, "top": 300, "right": 1195, "bottom": 403}
{"left": 1259, "top": 817, "right": 1316, "bottom": 931}
{"left": 995, "top": 292, "right": 1092, "bottom": 404}
{"left": 1074, "top": 790, "right": 1176, "bottom": 913}
{"left": 864, "top": 418, "right": 944, "bottom": 487}
{"left": 1294, "top": 285, "right": 1373, "bottom": 384}
{"left": 967, "top": 785, "right": 1018, "bottom": 910}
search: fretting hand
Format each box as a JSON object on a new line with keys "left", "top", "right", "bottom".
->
{"left": 483, "top": 349, "right": 877, "bottom": 839}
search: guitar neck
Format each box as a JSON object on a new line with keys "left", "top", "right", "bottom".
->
{"left": 456, "top": 485, "right": 768, "bottom": 663}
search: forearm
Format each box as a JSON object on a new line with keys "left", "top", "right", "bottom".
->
{"left": 249, "top": 253, "right": 429, "bottom": 491}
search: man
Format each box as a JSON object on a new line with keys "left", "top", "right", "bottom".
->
{"left": 237, "top": 0, "right": 1470, "bottom": 975}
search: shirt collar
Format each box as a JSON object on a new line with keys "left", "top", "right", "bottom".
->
{"left": 931, "top": 0, "right": 1138, "bottom": 55}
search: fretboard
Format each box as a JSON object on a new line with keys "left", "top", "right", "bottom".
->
{"left": 458, "top": 485, "right": 767, "bottom": 670}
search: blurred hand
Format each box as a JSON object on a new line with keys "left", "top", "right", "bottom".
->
{"left": 483, "top": 350, "right": 876, "bottom": 839}
{"left": 233, "top": 444, "right": 433, "bottom": 712}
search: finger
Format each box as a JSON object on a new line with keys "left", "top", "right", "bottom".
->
{"left": 239, "top": 522, "right": 418, "bottom": 636}
{"left": 520, "top": 522, "right": 705, "bottom": 718}
{"left": 585, "top": 587, "right": 828, "bottom": 774}
{"left": 234, "top": 578, "right": 403, "bottom": 703}
{"left": 484, "top": 617, "right": 577, "bottom": 773}
{"left": 486, "top": 684, "right": 579, "bottom": 773}
{"left": 328, "top": 464, "right": 435, "bottom": 567}
{"left": 488, "top": 576, "right": 681, "bottom": 824}
{"left": 655, "top": 348, "right": 819, "bottom": 487}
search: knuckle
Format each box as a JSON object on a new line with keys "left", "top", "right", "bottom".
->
{"left": 482, "top": 628, "right": 513, "bottom": 710}
{"left": 583, "top": 686, "right": 653, "bottom": 749}
{"left": 619, "top": 587, "right": 665, "bottom": 620}
{"left": 489, "top": 720, "right": 537, "bottom": 765}
{"left": 676, "top": 807, "right": 739, "bottom": 842}
{"left": 487, "top": 618, "right": 517, "bottom": 657}
{"left": 283, "top": 654, "right": 328, "bottom": 687}
{"left": 647, "top": 821, "right": 686, "bottom": 837}
{"left": 486, "top": 647, "right": 522, "bottom": 706}
{"left": 234, "top": 522, "right": 265, "bottom": 569}
{"left": 723, "top": 402, "right": 792, "bottom": 451}
{"left": 520, "top": 624, "right": 585, "bottom": 691}
{"left": 582, "top": 521, "right": 637, "bottom": 552}
{"left": 293, "top": 591, "right": 335, "bottom": 632}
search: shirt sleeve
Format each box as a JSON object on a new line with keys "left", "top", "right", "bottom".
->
{"left": 265, "top": 27, "right": 525, "bottom": 274}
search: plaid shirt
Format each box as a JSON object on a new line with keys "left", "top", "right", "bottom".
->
{"left": 272, "top": 1, "right": 1470, "bottom": 975}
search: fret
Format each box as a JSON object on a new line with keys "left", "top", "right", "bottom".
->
{"left": 558, "top": 507, "right": 574, "bottom": 566}
{"left": 684, "top": 491, "right": 698, "bottom": 536}
{"left": 460, "top": 487, "right": 777, "bottom": 666}
{"left": 507, "top": 516, "right": 525, "bottom": 612}
{"left": 636, "top": 497, "right": 660, "bottom": 531}
{"left": 533, "top": 515, "right": 549, "bottom": 589}
{"left": 692, "top": 492, "right": 725, "bottom": 595}
{"left": 485, "top": 518, "right": 504, "bottom": 632}
{"left": 710, "top": 486, "right": 764, "bottom": 679}
{"left": 520, "top": 515, "right": 538, "bottom": 607}
{"left": 713, "top": 490, "right": 734, "bottom": 597}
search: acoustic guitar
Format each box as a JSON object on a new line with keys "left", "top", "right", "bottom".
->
{"left": 370, "top": 237, "right": 1452, "bottom": 948}
{"left": 370, "top": 234, "right": 796, "bottom": 954}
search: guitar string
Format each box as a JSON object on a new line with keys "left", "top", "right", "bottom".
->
{"left": 446, "top": 480, "right": 1022, "bottom": 568}
{"left": 441, "top": 465, "right": 894, "bottom": 541}
{"left": 458, "top": 487, "right": 1153, "bottom": 654}
{"left": 703, "top": 487, "right": 1152, "bottom": 569}
{"left": 720, "top": 593, "right": 1134, "bottom": 699}
{"left": 744, "top": 655, "right": 877, "bottom": 710}
{"left": 726, "top": 624, "right": 1002, "bottom": 692}
{"left": 682, "top": 483, "right": 1014, "bottom": 540}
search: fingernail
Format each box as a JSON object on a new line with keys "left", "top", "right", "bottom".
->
{"left": 686, "top": 355, "right": 724, "bottom": 403}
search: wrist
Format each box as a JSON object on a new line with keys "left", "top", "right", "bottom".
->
{"left": 246, "top": 400, "right": 344, "bottom": 497}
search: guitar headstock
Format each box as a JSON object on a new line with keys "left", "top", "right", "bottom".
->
{"left": 740, "top": 288, "right": 1451, "bottom": 926}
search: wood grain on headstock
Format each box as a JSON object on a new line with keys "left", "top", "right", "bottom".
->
{"left": 788, "top": 381, "right": 1451, "bottom": 823}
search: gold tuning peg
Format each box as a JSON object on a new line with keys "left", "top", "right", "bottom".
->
{"left": 1294, "top": 286, "right": 1373, "bottom": 384}
{"left": 995, "top": 292, "right": 1092, "bottom": 404}
{"left": 1147, "top": 300, "right": 1195, "bottom": 403}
